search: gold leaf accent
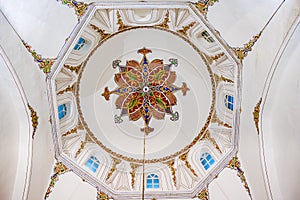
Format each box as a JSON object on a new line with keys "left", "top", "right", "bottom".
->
{"left": 211, "top": 111, "right": 232, "bottom": 128}
{"left": 97, "top": 191, "right": 109, "bottom": 200}
{"left": 59, "top": 0, "right": 88, "bottom": 19}
{"left": 179, "top": 151, "right": 198, "bottom": 177}
{"left": 57, "top": 84, "right": 75, "bottom": 95}
{"left": 202, "top": 130, "right": 222, "bottom": 153}
{"left": 177, "top": 22, "right": 196, "bottom": 36}
{"left": 197, "top": 187, "right": 209, "bottom": 200}
{"left": 130, "top": 163, "right": 141, "bottom": 189}
{"left": 90, "top": 24, "right": 111, "bottom": 41}
{"left": 117, "top": 11, "right": 132, "bottom": 31}
{"left": 27, "top": 103, "right": 39, "bottom": 139}
{"left": 233, "top": 31, "right": 262, "bottom": 61}
{"left": 253, "top": 98, "right": 262, "bottom": 134}
{"left": 74, "top": 134, "right": 91, "bottom": 158}
{"left": 155, "top": 11, "right": 170, "bottom": 29}
{"left": 228, "top": 156, "right": 252, "bottom": 198}
{"left": 62, "top": 127, "right": 77, "bottom": 137}
{"left": 64, "top": 64, "right": 81, "bottom": 74}
{"left": 214, "top": 73, "right": 233, "bottom": 86}
{"left": 44, "top": 162, "right": 68, "bottom": 199}
{"left": 164, "top": 159, "right": 176, "bottom": 186}
{"left": 22, "top": 40, "right": 54, "bottom": 74}
{"left": 194, "top": 0, "right": 219, "bottom": 17}
{"left": 106, "top": 157, "right": 121, "bottom": 181}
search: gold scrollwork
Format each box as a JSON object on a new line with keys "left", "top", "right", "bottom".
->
{"left": 164, "top": 159, "right": 176, "bottom": 187}
{"left": 202, "top": 130, "right": 222, "bottom": 153}
{"left": 27, "top": 103, "right": 39, "bottom": 139}
{"left": 211, "top": 111, "right": 232, "bottom": 128}
{"left": 253, "top": 98, "right": 262, "bottom": 134}
{"left": 130, "top": 163, "right": 141, "bottom": 189}
{"left": 75, "top": 134, "right": 92, "bottom": 158}
{"left": 177, "top": 22, "right": 196, "bottom": 36}
{"left": 64, "top": 64, "right": 82, "bottom": 74}
{"left": 179, "top": 151, "right": 198, "bottom": 177}
{"left": 106, "top": 157, "right": 121, "bottom": 181}
{"left": 194, "top": 0, "right": 219, "bottom": 17}
{"left": 197, "top": 187, "right": 209, "bottom": 200}
{"left": 97, "top": 191, "right": 109, "bottom": 200}
{"left": 57, "top": 84, "right": 75, "bottom": 95}
{"left": 90, "top": 24, "right": 111, "bottom": 42}
{"left": 155, "top": 11, "right": 170, "bottom": 29}
{"left": 228, "top": 156, "right": 252, "bottom": 198}
{"left": 58, "top": 0, "right": 88, "bottom": 19}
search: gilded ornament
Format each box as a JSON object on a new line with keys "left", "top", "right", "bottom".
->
{"left": 106, "top": 157, "right": 121, "bottom": 181}
{"left": 64, "top": 64, "right": 81, "bottom": 74}
{"left": 62, "top": 127, "right": 77, "bottom": 137}
{"left": 59, "top": 0, "right": 88, "bottom": 19}
{"left": 233, "top": 31, "right": 262, "bottom": 61}
{"left": 197, "top": 187, "right": 209, "bottom": 200}
{"left": 130, "top": 163, "right": 141, "bottom": 189}
{"left": 44, "top": 162, "right": 68, "bottom": 200}
{"left": 57, "top": 84, "right": 75, "bottom": 95}
{"left": 202, "top": 130, "right": 222, "bottom": 153}
{"left": 22, "top": 40, "right": 54, "bottom": 74}
{"left": 155, "top": 11, "right": 170, "bottom": 29}
{"left": 164, "top": 160, "right": 176, "bottom": 186}
{"left": 75, "top": 134, "right": 91, "bottom": 158}
{"left": 97, "top": 191, "right": 109, "bottom": 200}
{"left": 228, "top": 156, "right": 252, "bottom": 198}
{"left": 179, "top": 151, "right": 198, "bottom": 177}
{"left": 211, "top": 111, "right": 232, "bottom": 128}
{"left": 177, "top": 22, "right": 196, "bottom": 36}
{"left": 117, "top": 11, "right": 132, "bottom": 31}
{"left": 27, "top": 103, "right": 39, "bottom": 139}
{"left": 102, "top": 48, "right": 189, "bottom": 134}
{"left": 253, "top": 98, "right": 262, "bottom": 134}
{"left": 194, "top": 0, "right": 219, "bottom": 17}
{"left": 90, "top": 24, "right": 111, "bottom": 41}
{"left": 213, "top": 73, "right": 233, "bottom": 86}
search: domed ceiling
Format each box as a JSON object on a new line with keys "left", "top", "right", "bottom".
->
{"left": 47, "top": 2, "right": 241, "bottom": 199}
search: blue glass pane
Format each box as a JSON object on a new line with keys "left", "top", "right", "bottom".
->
{"left": 209, "top": 159, "right": 215, "bottom": 165}
{"left": 154, "top": 179, "right": 159, "bottom": 183}
{"left": 58, "top": 104, "right": 67, "bottom": 119}
{"left": 85, "top": 159, "right": 92, "bottom": 167}
{"left": 147, "top": 179, "right": 152, "bottom": 183}
{"left": 201, "top": 160, "right": 207, "bottom": 165}
{"left": 93, "top": 163, "right": 99, "bottom": 169}
{"left": 206, "top": 154, "right": 212, "bottom": 160}
{"left": 147, "top": 184, "right": 152, "bottom": 188}
{"left": 73, "top": 37, "right": 85, "bottom": 50}
{"left": 204, "top": 164, "right": 210, "bottom": 170}
{"left": 154, "top": 184, "right": 159, "bottom": 188}
{"left": 91, "top": 167, "right": 96, "bottom": 173}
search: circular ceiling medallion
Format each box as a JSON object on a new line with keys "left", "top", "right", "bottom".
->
{"left": 76, "top": 27, "right": 215, "bottom": 163}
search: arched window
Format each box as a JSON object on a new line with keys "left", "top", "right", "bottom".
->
{"left": 85, "top": 156, "right": 100, "bottom": 173}
{"left": 200, "top": 153, "right": 215, "bottom": 170}
{"left": 73, "top": 37, "right": 86, "bottom": 50}
{"left": 58, "top": 104, "right": 67, "bottom": 120}
{"left": 225, "top": 95, "right": 234, "bottom": 111}
{"left": 146, "top": 174, "right": 159, "bottom": 188}
{"left": 201, "top": 31, "right": 215, "bottom": 43}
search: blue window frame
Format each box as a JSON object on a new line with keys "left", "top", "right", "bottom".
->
{"left": 225, "top": 95, "right": 234, "bottom": 111}
{"left": 85, "top": 156, "right": 100, "bottom": 173}
{"left": 146, "top": 174, "right": 159, "bottom": 188}
{"left": 73, "top": 37, "right": 86, "bottom": 50}
{"left": 200, "top": 153, "right": 215, "bottom": 170}
{"left": 58, "top": 104, "right": 67, "bottom": 120}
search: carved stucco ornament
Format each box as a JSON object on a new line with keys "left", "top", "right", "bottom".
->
{"left": 197, "top": 187, "right": 209, "bottom": 200}
{"left": 253, "top": 98, "right": 262, "bottom": 134}
{"left": 27, "top": 103, "right": 39, "bottom": 139}
{"left": 194, "top": 0, "right": 219, "bottom": 17}
{"left": 58, "top": 0, "right": 88, "bottom": 19}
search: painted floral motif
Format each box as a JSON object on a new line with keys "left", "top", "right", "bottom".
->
{"left": 102, "top": 48, "right": 189, "bottom": 134}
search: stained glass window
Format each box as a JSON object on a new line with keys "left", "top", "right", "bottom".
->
{"left": 58, "top": 104, "right": 67, "bottom": 120}
{"left": 146, "top": 174, "right": 159, "bottom": 188}
{"left": 85, "top": 156, "right": 100, "bottom": 173}
{"left": 200, "top": 152, "right": 215, "bottom": 170}
{"left": 201, "top": 31, "right": 215, "bottom": 43}
{"left": 73, "top": 37, "right": 86, "bottom": 50}
{"left": 225, "top": 95, "right": 234, "bottom": 111}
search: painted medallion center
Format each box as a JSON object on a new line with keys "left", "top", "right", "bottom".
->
{"left": 101, "top": 47, "right": 190, "bottom": 134}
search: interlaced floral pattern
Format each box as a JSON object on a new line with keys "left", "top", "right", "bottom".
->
{"left": 102, "top": 48, "right": 189, "bottom": 134}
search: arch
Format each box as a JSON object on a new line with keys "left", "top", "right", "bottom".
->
{"left": 146, "top": 173, "right": 160, "bottom": 189}
{"left": 0, "top": 46, "right": 32, "bottom": 200}
{"left": 200, "top": 152, "right": 215, "bottom": 170}
{"left": 216, "top": 82, "right": 235, "bottom": 125}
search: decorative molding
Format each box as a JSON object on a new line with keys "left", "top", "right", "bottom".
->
{"left": 106, "top": 157, "right": 121, "bottom": 181}
{"left": 75, "top": 134, "right": 92, "bottom": 158}
{"left": 228, "top": 156, "right": 252, "bottom": 199}
{"left": 179, "top": 151, "right": 198, "bottom": 177}
{"left": 90, "top": 24, "right": 111, "bottom": 42}
{"left": 27, "top": 103, "right": 39, "bottom": 139}
{"left": 97, "top": 191, "right": 110, "bottom": 200}
{"left": 211, "top": 111, "right": 232, "bottom": 128}
{"left": 194, "top": 0, "right": 219, "bottom": 17}
{"left": 117, "top": 11, "right": 132, "bottom": 31}
{"left": 233, "top": 31, "right": 262, "bottom": 61}
{"left": 155, "top": 11, "right": 170, "bottom": 29}
{"left": 164, "top": 159, "right": 177, "bottom": 187}
{"left": 253, "top": 98, "right": 262, "bottom": 134}
{"left": 214, "top": 73, "right": 234, "bottom": 86}
{"left": 197, "top": 187, "right": 209, "bottom": 200}
{"left": 62, "top": 127, "right": 77, "bottom": 137}
{"left": 44, "top": 162, "right": 69, "bottom": 200}
{"left": 130, "top": 163, "right": 141, "bottom": 189}
{"left": 58, "top": 0, "right": 88, "bottom": 19}
{"left": 202, "top": 130, "right": 222, "bottom": 153}
{"left": 177, "top": 22, "right": 196, "bottom": 36}
{"left": 204, "top": 52, "right": 225, "bottom": 65}
{"left": 64, "top": 64, "right": 82, "bottom": 74}
{"left": 57, "top": 84, "right": 75, "bottom": 95}
{"left": 22, "top": 40, "right": 54, "bottom": 74}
